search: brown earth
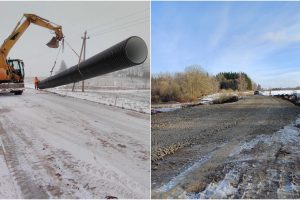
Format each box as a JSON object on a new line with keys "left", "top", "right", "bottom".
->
{"left": 151, "top": 95, "right": 300, "bottom": 198}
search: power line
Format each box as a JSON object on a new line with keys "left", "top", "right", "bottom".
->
{"left": 89, "top": 16, "right": 149, "bottom": 36}
{"left": 50, "top": 44, "right": 62, "bottom": 76}
{"left": 66, "top": 8, "right": 149, "bottom": 38}
{"left": 87, "top": 8, "right": 149, "bottom": 32}
{"left": 90, "top": 19, "right": 149, "bottom": 38}
{"left": 64, "top": 39, "right": 80, "bottom": 58}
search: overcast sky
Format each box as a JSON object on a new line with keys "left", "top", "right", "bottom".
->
{"left": 0, "top": 1, "right": 149, "bottom": 77}
{"left": 152, "top": 1, "right": 300, "bottom": 88}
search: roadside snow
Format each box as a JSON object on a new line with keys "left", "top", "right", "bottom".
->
{"left": 191, "top": 114, "right": 300, "bottom": 198}
{"left": 152, "top": 92, "right": 240, "bottom": 113}
{"left": 196, "top": 169, "right": 241, "bottom": 199}
{"left": 158, "top": 155, "right": 212, "bottom": 193}
{"left": 25, "top": 83, "right": 150, "bottom": 114}
{"left": 261, "top": 90, "right": 300, "bottom": 96}
{"left": 154, "top": 107, "right": 180, "bottom": 113}
{"left": 199, "top": 93, "right": 223, "bottom": 105}
{"left": 231, "top": 121, "right": 300, "bottom": 157}
{"left": 151, "top": 94, "right": 222, "bottom": 114}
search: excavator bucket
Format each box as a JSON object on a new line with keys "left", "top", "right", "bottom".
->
{"left": 46, "top": 37, "right": 59, "bottom": 48}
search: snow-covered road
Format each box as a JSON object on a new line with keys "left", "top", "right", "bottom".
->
{"left": 0, "top": 89, "right": 150, "bottom": 198}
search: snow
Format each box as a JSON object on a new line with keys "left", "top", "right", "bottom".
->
{"left": 158, "top": 155, "right": 212, "bottom": 192}
{"left": 195, "top": 169, "right": 240, "bottom": 199}
{"left": 175, "top": 114, "right": 300, "bottom": 199}
{"left": 260, "top": 89, "right": 300, "bottom": 96}
{"left": 0, "top": 139, "right": 21, "bottom": 198}
{"left": 196, "top": 114, "right": 300, "bottom": 198}
{"left": 152, "top": 92, "right": 239, "bottom": 113}
{"left": 48, "top": 88, "right": 150, "bottom": 114}
{"left": 151, "top": 94, "right": 222, "bottom": 114}
{"left": 230, "top": 135, "right": 273, "bottom": 156}
{"left": 157, "top": 143, "right": 227, "bottom": 194}
{"left": 153, "top": 107, "right": 180, "bottom": 113}
{"left": 231, "top": 121, "right": 300, "bottom": 157}
{"left": 25, "top": 83, "right": 150, "bottom": 114}
{"left": 199, "top": 93, "right": 223, "bottom": 104}
{"left": 152, "top": 104, "right": 182, "bottom": 113}
{"left": 0, "top": 89, "right": 150, "bottom": 198}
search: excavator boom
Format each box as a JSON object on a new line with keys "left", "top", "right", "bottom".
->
{"left": 0, "top": 13, "right": 64, "bottom": 95}
{"left": 0, "top": 14, "right": 63, "bottom": 58}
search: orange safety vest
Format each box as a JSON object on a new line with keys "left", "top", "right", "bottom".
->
{"left": 34, "top": 77, "right": 39, "bottom": 84}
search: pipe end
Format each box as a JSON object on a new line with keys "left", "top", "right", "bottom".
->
{"left": 125, "top": 36, "right": 148, "bottom": 64}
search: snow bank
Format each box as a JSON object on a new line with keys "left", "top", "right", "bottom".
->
{"left": 151, "top": 94, "right": 222, "bottom": 114}
{"left": 151, "top": 103, "right": 182, "bottom": 114}
{"left": 153, "top": 107, "right": 180, "bottom": 113}
{"left": 152, "top": 92, "right": 239, "bottom": 113}
{"left": 48, "top": 88, "right": 150, "bottom": 114}
{"left": 25, "top": 83, "right": 150, "bottom": 114}
{"left": 261, "top": 90, "right": 300, "bottom": 96}
{"left": 198, "top": 93, "right": 221, "bottom": 105}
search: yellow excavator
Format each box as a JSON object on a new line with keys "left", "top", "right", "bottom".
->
{"left": 0, "top": 14, "right": 63, "bottom": 95}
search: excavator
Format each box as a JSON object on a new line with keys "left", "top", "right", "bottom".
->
{"left": 0, "top": 14, "right": 63, "bottom": 95}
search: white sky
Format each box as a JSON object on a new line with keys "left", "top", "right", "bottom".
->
{"left": 0, "top": 1, "right": 150, "bottom": 77}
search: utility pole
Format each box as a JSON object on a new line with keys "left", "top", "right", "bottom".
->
{"left": 81, "top": 31, "right": 90, "bottom": 92}
{"left": 72, "top": 31, "right": 90, "bottom": 92}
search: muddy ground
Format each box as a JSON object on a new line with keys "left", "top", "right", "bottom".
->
{"left": 151, "top": 95, "right": 300, "bottom": 198}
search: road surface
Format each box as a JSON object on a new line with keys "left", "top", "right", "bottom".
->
{"left": 0, "top": 89, "right": 150, "bottom": 198}
{"left": 152, "top": 95, "right": 300, "bottom": 198}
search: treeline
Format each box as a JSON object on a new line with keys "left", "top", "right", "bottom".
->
{"left": 152, "top": 66, "right": 258, "bottom": 103}
{"left": 216, "top": 72, "right": 254, "bottom": 91}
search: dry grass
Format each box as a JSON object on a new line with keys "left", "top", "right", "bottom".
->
{"left": 151, "top": 142, "right": 187, "bottom": 162}
{"left": 152, "top": 66, "right": 218, "bottom": 103}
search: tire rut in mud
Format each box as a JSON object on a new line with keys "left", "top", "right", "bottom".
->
{"left": 152, "top": 95, "right": 300, "bottom": 198}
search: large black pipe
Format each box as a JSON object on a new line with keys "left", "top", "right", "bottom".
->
{"left": 38, "top": 36, "right": 148, "bottom": 89}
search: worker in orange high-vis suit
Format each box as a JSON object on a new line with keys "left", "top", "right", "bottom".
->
{"left": 34, "top": 76, "right": 39, "bottom": 90}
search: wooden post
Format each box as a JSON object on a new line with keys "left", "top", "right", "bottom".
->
{"left": 72, "top": 31, "right": 89, "bottom": 92}
{"left": 81, "top": 31, "right": 90, "bottom": 92}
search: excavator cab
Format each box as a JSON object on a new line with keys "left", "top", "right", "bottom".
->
{"left": 7, "top": 59, "right": 25, "bottom": 81}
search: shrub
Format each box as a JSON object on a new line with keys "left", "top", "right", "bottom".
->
{"left": 152, "top": 66, "right": 218, "bottom": 103}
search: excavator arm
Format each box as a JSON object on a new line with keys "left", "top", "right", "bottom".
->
{"left": 0, "top": 13, "right": 64, "bottom": 93}
{"left": 0, "top": 13, "right": 63, "bottom": 59}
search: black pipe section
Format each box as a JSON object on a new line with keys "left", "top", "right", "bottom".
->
{"left": 38, "top": 36, "right": 148, "bottom": 89}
